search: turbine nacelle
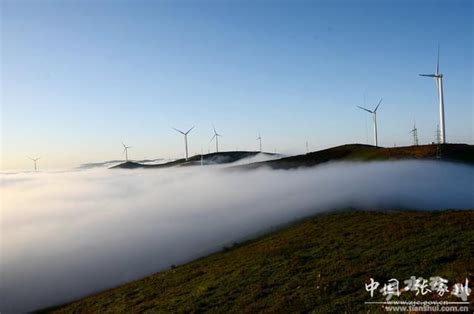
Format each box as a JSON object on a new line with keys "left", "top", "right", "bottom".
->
{"left": 357, "top": 98, "right": 382, "bottom": 114}
{"left": 173, "top": 126, "right": 194, "bottom": 136}
{"left": 27, "top": 156, "right": 41, "bottom": 162}
{"left": 419, "top": 74, "right": 442, "bottom": 78}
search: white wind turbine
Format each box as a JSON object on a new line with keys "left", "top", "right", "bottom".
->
{"left": 27, "top": 156, "right": 41, "bottom": 172}
{"left": 173, "top": 126, "right": 194, "bottom": 160}
{"left": 210, "top": 125, "right": 222, "bottom": 153}
{"left": 357, "top": 98, "right": 383, "bottom": 147}
{"left": 419, "top": 45, "right": 446, "bottom": 144}
{"left": 122, "top": 142, "right": 132, "bottom": 161}
{"left": 256, "top": 133, "right": 262, "bottom": 152}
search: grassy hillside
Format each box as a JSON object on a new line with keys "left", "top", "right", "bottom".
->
{"left": 111, "top": 144, "right": 474, "bottom": 170}
{"left": 242, "top": 143, "right": 474, "bottom": 170}
{"left": 44, "top": 210, "right": 474, "bottom": 313}
{"left": 111, "top": 151, "right": 276, "bottom": 169}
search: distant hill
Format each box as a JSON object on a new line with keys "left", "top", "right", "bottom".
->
{"left": 110, "top": 151, "right": 278, "bottom": 169}
{"left": 241, "top": 143, "right": 474, "bottom": 170}
{"left": 42, "top": 210, "right": 474, "bottom": 313}
{"left": 78, "top": 159, "right": 169, "bottom": 169}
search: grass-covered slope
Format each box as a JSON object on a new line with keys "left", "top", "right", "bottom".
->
{"left": 45, "top": 210, "right": 474, "bottom": 313}
{"left": 111, "top": 151, "right": 276, "bottom": 169}
{"left": 243, "top": 143, "right": 474, "bottom": 170}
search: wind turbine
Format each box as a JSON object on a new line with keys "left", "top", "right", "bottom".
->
{"left": 256, "top": 133, "right": 262, "bottom": 152}
{"left": 27, "top": 156, "right": 40, "bottom": 172}
{"left": 409, "top": 123, "right": 419, "bottom": 146}
{"left": 200, "top": 147, "right": 204, "bottom": 166}
{"left": 357, "top": 98, "right": 383, "bottom": 147}
{"left": 210, "top": 125, "right": 222, "bottom": 153}
{"left": 173, "top": 126, "right": 194, "bottom": 160}
{"left": 419, "top": 45, "right": 446, "bottom": 144}
{"left": 122, "top": 142, "right": 132, "bottom": 161}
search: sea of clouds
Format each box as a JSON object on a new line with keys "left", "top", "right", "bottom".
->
{"left": 1, "top": 159, "right": 473, "bottom": 312}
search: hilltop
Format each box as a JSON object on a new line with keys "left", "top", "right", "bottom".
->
{"left": 42, "top": 210, "right": 474, "bottom": 313}
{"left": 110, "top": 151, "right": 278, "bottom": 169}
{"left": 78, "top": 159, "right": 168, "bottom": 169}
{"left": 242, "top": 143, "right": 474, "bottom": 170}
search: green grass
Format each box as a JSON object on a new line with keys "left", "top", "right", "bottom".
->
{"left": 44, "top": 210, "right": 474, "bottom": 313}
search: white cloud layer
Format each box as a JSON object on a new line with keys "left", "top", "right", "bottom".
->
{"left": 1, "top": 160, "right": 473, "bottom": 312}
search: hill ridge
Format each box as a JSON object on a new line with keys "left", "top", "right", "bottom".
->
{"left": 240, "top": 143, "right": 474, "bottom": 170}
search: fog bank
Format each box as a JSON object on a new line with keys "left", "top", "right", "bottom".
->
{"left": 1, "top": 161, "right": 473, "bottom": 312}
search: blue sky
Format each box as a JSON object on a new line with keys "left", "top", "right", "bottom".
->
{"left": 1, "top": 0, "right": 472, "bottom": 169}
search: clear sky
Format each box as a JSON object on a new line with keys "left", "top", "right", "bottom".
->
{"left": 1, "top": 0, "right": 472, "bottom": 170}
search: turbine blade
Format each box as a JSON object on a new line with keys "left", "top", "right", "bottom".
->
{"left": 357, "top": 106, "right": 372, "bottom": 113}
{"left": 185, "top": 126, "right": 195, "bottom": 135}
{"left": 436, "top": 44, "right": 440, "bottom": 75}
{"left": 172, "top": 127, "right": 185, "bottom": 135}
{"left": 374, "top": 98, "right": 383, "bottom": 112}
{"left": 209, "top": 134, "right": 216, "bottom": 143}
{"left": 419, "top": 74, "right": 436, "bottom": 77}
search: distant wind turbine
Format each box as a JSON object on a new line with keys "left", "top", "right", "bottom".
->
{"left": 27, "top": 156, "right": 40, "bottom": 172}
{"left": 419, "top": 45, "right": 446, "bottom": 144}
{"left": 256, "top": 133, "right": 262, "bottom": 152}
{"left": 357, "top": 98, "right": 383, "bottom": 147}
{"left": 200, "top": 147, "right": 204, "bottom": 166}
{"left": 173, "top": 126, "right": 194, "bottom": 160}
{"left": 409, "top": 123, "right": 419, "bottom": 146}
{"left": 122, "top": 142, "right": 132, "bottom": 161}
{"left": 210, "top": 125, "right": 222, "bottom": 153}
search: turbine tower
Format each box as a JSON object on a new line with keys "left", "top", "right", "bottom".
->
{"left": 210, "top": 125, "right": 222, "bottom": 153}
{"left": 122, "top": 142, "right": 131, "bottom": 161}
{"left": 257, "top": 133, "right": 262, "bottom": 152}
{"left": 357, "top": 98, "right": 383, "bottom": 147}
{"left": 419, "top": 45, "right": 446, "bottom": 144}
{"left": 27, "top": 156, "right": 40, "bottom": 172}
{"left": 409, "top": 124, "right": 419, "bottom": 146}
{"left": 173, "top": 126, "right": 194, "bottom": 160}
{"left": 435, "top": 124, "right": 441, "bottom": 144}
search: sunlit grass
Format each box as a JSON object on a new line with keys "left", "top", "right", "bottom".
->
{"left": 44, "top": 210, "right": 474, "bottom": 313}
